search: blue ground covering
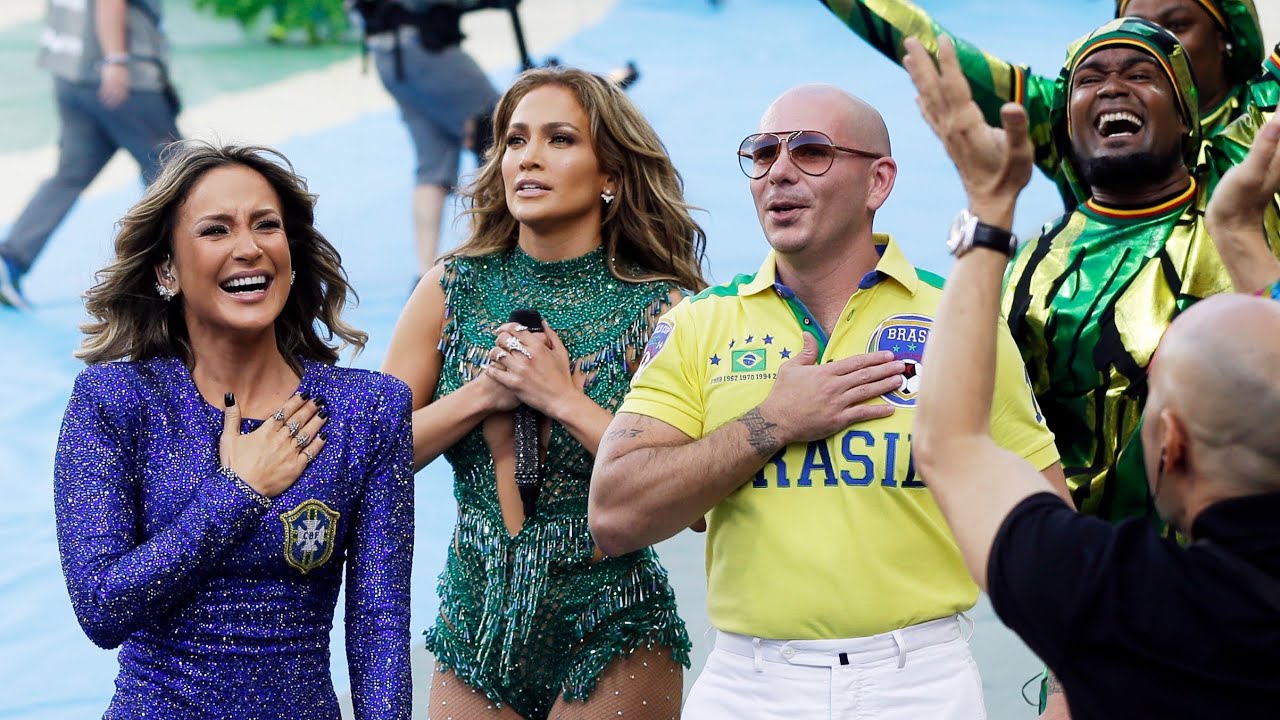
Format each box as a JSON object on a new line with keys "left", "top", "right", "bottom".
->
{"left": 0, "top": 1, "right": 1105, "bottom": 717}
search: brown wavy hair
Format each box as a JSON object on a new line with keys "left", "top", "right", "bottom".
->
{"left": 451, "top": 66, "right": 708, "bottom": 291}
{"left": 77, "top": 141, "right": 367, "bottom": 368}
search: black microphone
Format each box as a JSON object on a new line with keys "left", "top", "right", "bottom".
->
{"left": 508, "top": 308, "right": 544, "bottom": 521}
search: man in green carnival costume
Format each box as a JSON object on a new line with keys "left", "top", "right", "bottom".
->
{"left": 819, "top": 0, "right": 1270, "bottom": 206}
{"left": 997, "top": 16, "right": 1278, "bottom": 716}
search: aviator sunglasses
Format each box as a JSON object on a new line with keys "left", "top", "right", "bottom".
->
{"left": 737, "top": 130, "right": 883, "bottom": 179}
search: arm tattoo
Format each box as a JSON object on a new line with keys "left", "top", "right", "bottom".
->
{"left": 1045, "top": 671, "right": 1065, "bottom": 696}
{"left": 604, "top": 427, "right": 645, "bottom": 440}
{"left": 738, "top": 408, "right": 780, "bottom": 458}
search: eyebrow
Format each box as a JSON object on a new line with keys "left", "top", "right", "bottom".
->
{"left": 194, "top": 208, "right": 280, "bottom": 224}
{"left": 1076, "top": 54, "right": 1161, "bottom": 75}
{"left": 506, "top": 121, "right": 582, "bottom": 133}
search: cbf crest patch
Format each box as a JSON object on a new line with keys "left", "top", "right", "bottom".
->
{"left": 867, "top": 314, "right": 932, "bottom": 408}
{"left": 280, "top": 499, "right": 340, "bottom": 574}
{"left": 634, "top": 318, "right": 675, "bottom": 381}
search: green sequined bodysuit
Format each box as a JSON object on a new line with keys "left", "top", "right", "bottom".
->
{"left": 424, "top": 246, "right": 691, "bottom": 719}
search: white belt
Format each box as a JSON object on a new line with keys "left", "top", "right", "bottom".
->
{"left": 715, "top": 614, "right": 971, "bottom": 671}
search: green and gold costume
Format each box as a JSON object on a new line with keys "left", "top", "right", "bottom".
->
{"left": 1001, "top": 19, "right": 1280, "bottom": 522}
{"left": 819, "top": 0, "right": 1266, "bottom": 206}
{"left": 425, "top": 246, "right": 690, "bottom": 719}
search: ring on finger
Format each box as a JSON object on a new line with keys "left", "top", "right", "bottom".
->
{"left": 494, "top": 349, "right": 510, "bottom": 361}
{"left": 301, "top": 449, "right": 316, "bottom": 463}
{"left": 504, "top": 336, "right": 532, "bottom": 358}
{"left": 286, "top": 421, "right": 300, "bottom": 437}
{"left": 295, "top": 432, "right": 311, "bottom": 448}
{"left": 271, "top": 408, "right": 287, "bottom": 422}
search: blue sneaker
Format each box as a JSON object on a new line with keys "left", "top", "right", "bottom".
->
{"left": 0, "top": 256, "right": 30, "bottom": 310}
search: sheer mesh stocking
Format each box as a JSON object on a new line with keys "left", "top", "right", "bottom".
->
{"left": 429, "top": 665, "right": 525, "bottom": 720}
{"left": 549, "top": 644, "right": 682, "bottom": 720}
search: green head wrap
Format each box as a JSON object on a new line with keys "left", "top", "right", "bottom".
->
{"left": 1053, "top": 17, "right": 1201, "bottom": 203}
{"left": 1115, "top": 0, "right": 1264, "bottom": 88}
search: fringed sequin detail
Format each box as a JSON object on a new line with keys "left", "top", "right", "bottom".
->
{"left": 425, "top": 247, "right": 689, "bottom": 718}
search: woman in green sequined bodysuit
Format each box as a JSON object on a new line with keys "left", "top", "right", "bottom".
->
{"left": 382, "top": 67, "right": 708, "bottom": 719}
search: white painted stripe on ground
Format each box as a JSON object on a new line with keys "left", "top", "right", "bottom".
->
{"left": 0, "top": 0, "right": 43, "bottom": 32}
{"left": 0, "top": 0, "right": 615, "bottom": 225}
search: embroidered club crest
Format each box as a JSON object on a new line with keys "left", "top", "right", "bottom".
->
{"left": 280, "top": 499, "right": 340, "bottom": 574}
{"left": 867, "top": 314, "right": 932, "bottom": 408}
{"left": 634, "top": 318, "right": 675, "bottom": 381}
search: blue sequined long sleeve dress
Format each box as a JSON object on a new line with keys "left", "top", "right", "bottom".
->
{"left": 54, "top": 356, "right": 414, "bottom": 719}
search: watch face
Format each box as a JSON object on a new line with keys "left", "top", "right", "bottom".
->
{"left": 947, "top": 210, "right": 976, "bottom": 256}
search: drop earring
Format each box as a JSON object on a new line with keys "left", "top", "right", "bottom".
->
{"left": 290, "top": 270, "right": 296, "bottom": 286}
{"left": 156, "top": 283, "right": 177, "bottom": 301}
{"left": 601, "top": 189, "right": 616, "bottom": 205}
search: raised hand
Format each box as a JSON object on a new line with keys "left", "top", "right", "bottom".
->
{"left": 1205, "top": 117, "right": 1280, "bottom": 293}
{"left": 903, "top": 35, "right": 1033, "bottom": 223}
{"left": 220, "top": 391, "right": 328, "bottom": 498}
{"left": 755, "top": 333, "right": 905, "bottom": 452}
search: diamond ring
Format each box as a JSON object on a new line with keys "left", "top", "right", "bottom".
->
{"left": 286, "top": 422, "right": 300, "bottom": 437}
{"left": 301, "top": 449, "right": 315, "bottom": 463}
{"left": 271, "top": 408, "right": 287, "bottom": 422}
{"left": 295, "top": 432, "right": 311, "bottom": 448}
{"left": 504, "top": 336, "right": 532, "bottom": 358}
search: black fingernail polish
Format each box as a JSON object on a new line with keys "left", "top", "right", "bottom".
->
{"left": 224, "top": 392, "right": 235, "bottom": 407}
{"left": 319, "top": 409, "right": 328, "bottom": 420}
{"left": 300, "top": 391, "right": 311, "bottom": 401}
{"left": 319, "top": 431, "right": 328, "bottom": 441}
{"left": 315, "top": 396, "right": 327, "bottom": 407}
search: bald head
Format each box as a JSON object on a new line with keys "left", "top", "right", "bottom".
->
{"left": 1151, "top": 294, "right": 1280, "bottom": 489}
{"left": 760, "top": 84, "right": 892, "bottom": 157}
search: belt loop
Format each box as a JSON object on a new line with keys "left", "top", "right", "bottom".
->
{"left": 890, "top": 629, "right": 907, "bottom": 669}
{"left": 959, "top": 612, "right": 975, "bottom": 642}
{"left": 752, "top": 637, "right": 763, "bottom": 673}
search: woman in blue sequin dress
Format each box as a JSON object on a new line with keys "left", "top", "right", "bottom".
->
{"left": 54, "top": 143, "right": 414, "bottom": 719}
{"left": 382, "top": 67, "right": 707, "bottom": 718}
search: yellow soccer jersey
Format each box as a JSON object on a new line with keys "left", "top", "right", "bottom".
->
{"left": 621, "top": 235, "right": 1060, "bottom": 640}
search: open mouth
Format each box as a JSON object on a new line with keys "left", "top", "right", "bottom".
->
{"left": 1096, "top": 111, "right": 1144, "bottom": 137}
{"left": 515, "top": 179, "right": 549, "bottom": 193}
{"left": 220, "top": 274, "right": 271, "bottom": 295}
{"left": 767, "top": 200, "right": 807, "bottom": 216}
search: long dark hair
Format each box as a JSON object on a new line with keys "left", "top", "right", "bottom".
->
{"left": 78, "top": 141, "right": 367, "bottom": 368}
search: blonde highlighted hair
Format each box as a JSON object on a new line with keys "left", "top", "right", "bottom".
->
{"left": 451, "top": 66, "right": 708, "bottom": 292}
{"left": 77, "top": 141, "right": 367, "bottom": 368}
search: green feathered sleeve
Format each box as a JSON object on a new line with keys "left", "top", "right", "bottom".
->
{"left": 819, "top": 0, "right": 1070, "bottom": 203}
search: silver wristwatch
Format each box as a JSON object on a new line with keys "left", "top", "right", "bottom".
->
{"left": 947, "top": 209, "right": 1017, "bottom": 258}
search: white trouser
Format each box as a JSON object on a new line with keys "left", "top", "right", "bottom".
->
{"left": 683, "top": 614, "right": 986, "bottom": 720}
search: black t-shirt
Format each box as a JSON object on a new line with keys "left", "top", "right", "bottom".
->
{"left": 988, "top": 491, "right": 1280, "bottom": 719}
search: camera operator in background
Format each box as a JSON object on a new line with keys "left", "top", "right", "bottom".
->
{"left": 353, "top": 0, "right": 501, "bottom": 281}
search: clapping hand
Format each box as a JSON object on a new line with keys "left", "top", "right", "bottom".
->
{"left": 903, "top": 35, "right": 1034, "bottom": 225}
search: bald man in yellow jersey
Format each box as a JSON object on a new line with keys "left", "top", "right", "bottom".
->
{"left": 590, "top": 84, "right": 1065, "bottom": 719}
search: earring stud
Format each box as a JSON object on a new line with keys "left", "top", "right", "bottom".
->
{"left": 156, "top": 283, "right": 177, "bottom": 301}
{"left": 601, "top": 189, "right": 616, "bottom": 204}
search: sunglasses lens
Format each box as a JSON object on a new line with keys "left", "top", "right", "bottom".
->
{"left": 788, "top": 132, "right": 836, "bottom": 176}
{"left": 739, "top": 135, "right": 781, "bottom": 178}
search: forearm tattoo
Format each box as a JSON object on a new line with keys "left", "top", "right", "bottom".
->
{"left": 738, "top": 408, "right": 780, "bottom": 458}
{"left": 1045, "top": 671, "right": 1065, "bottom": 696}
